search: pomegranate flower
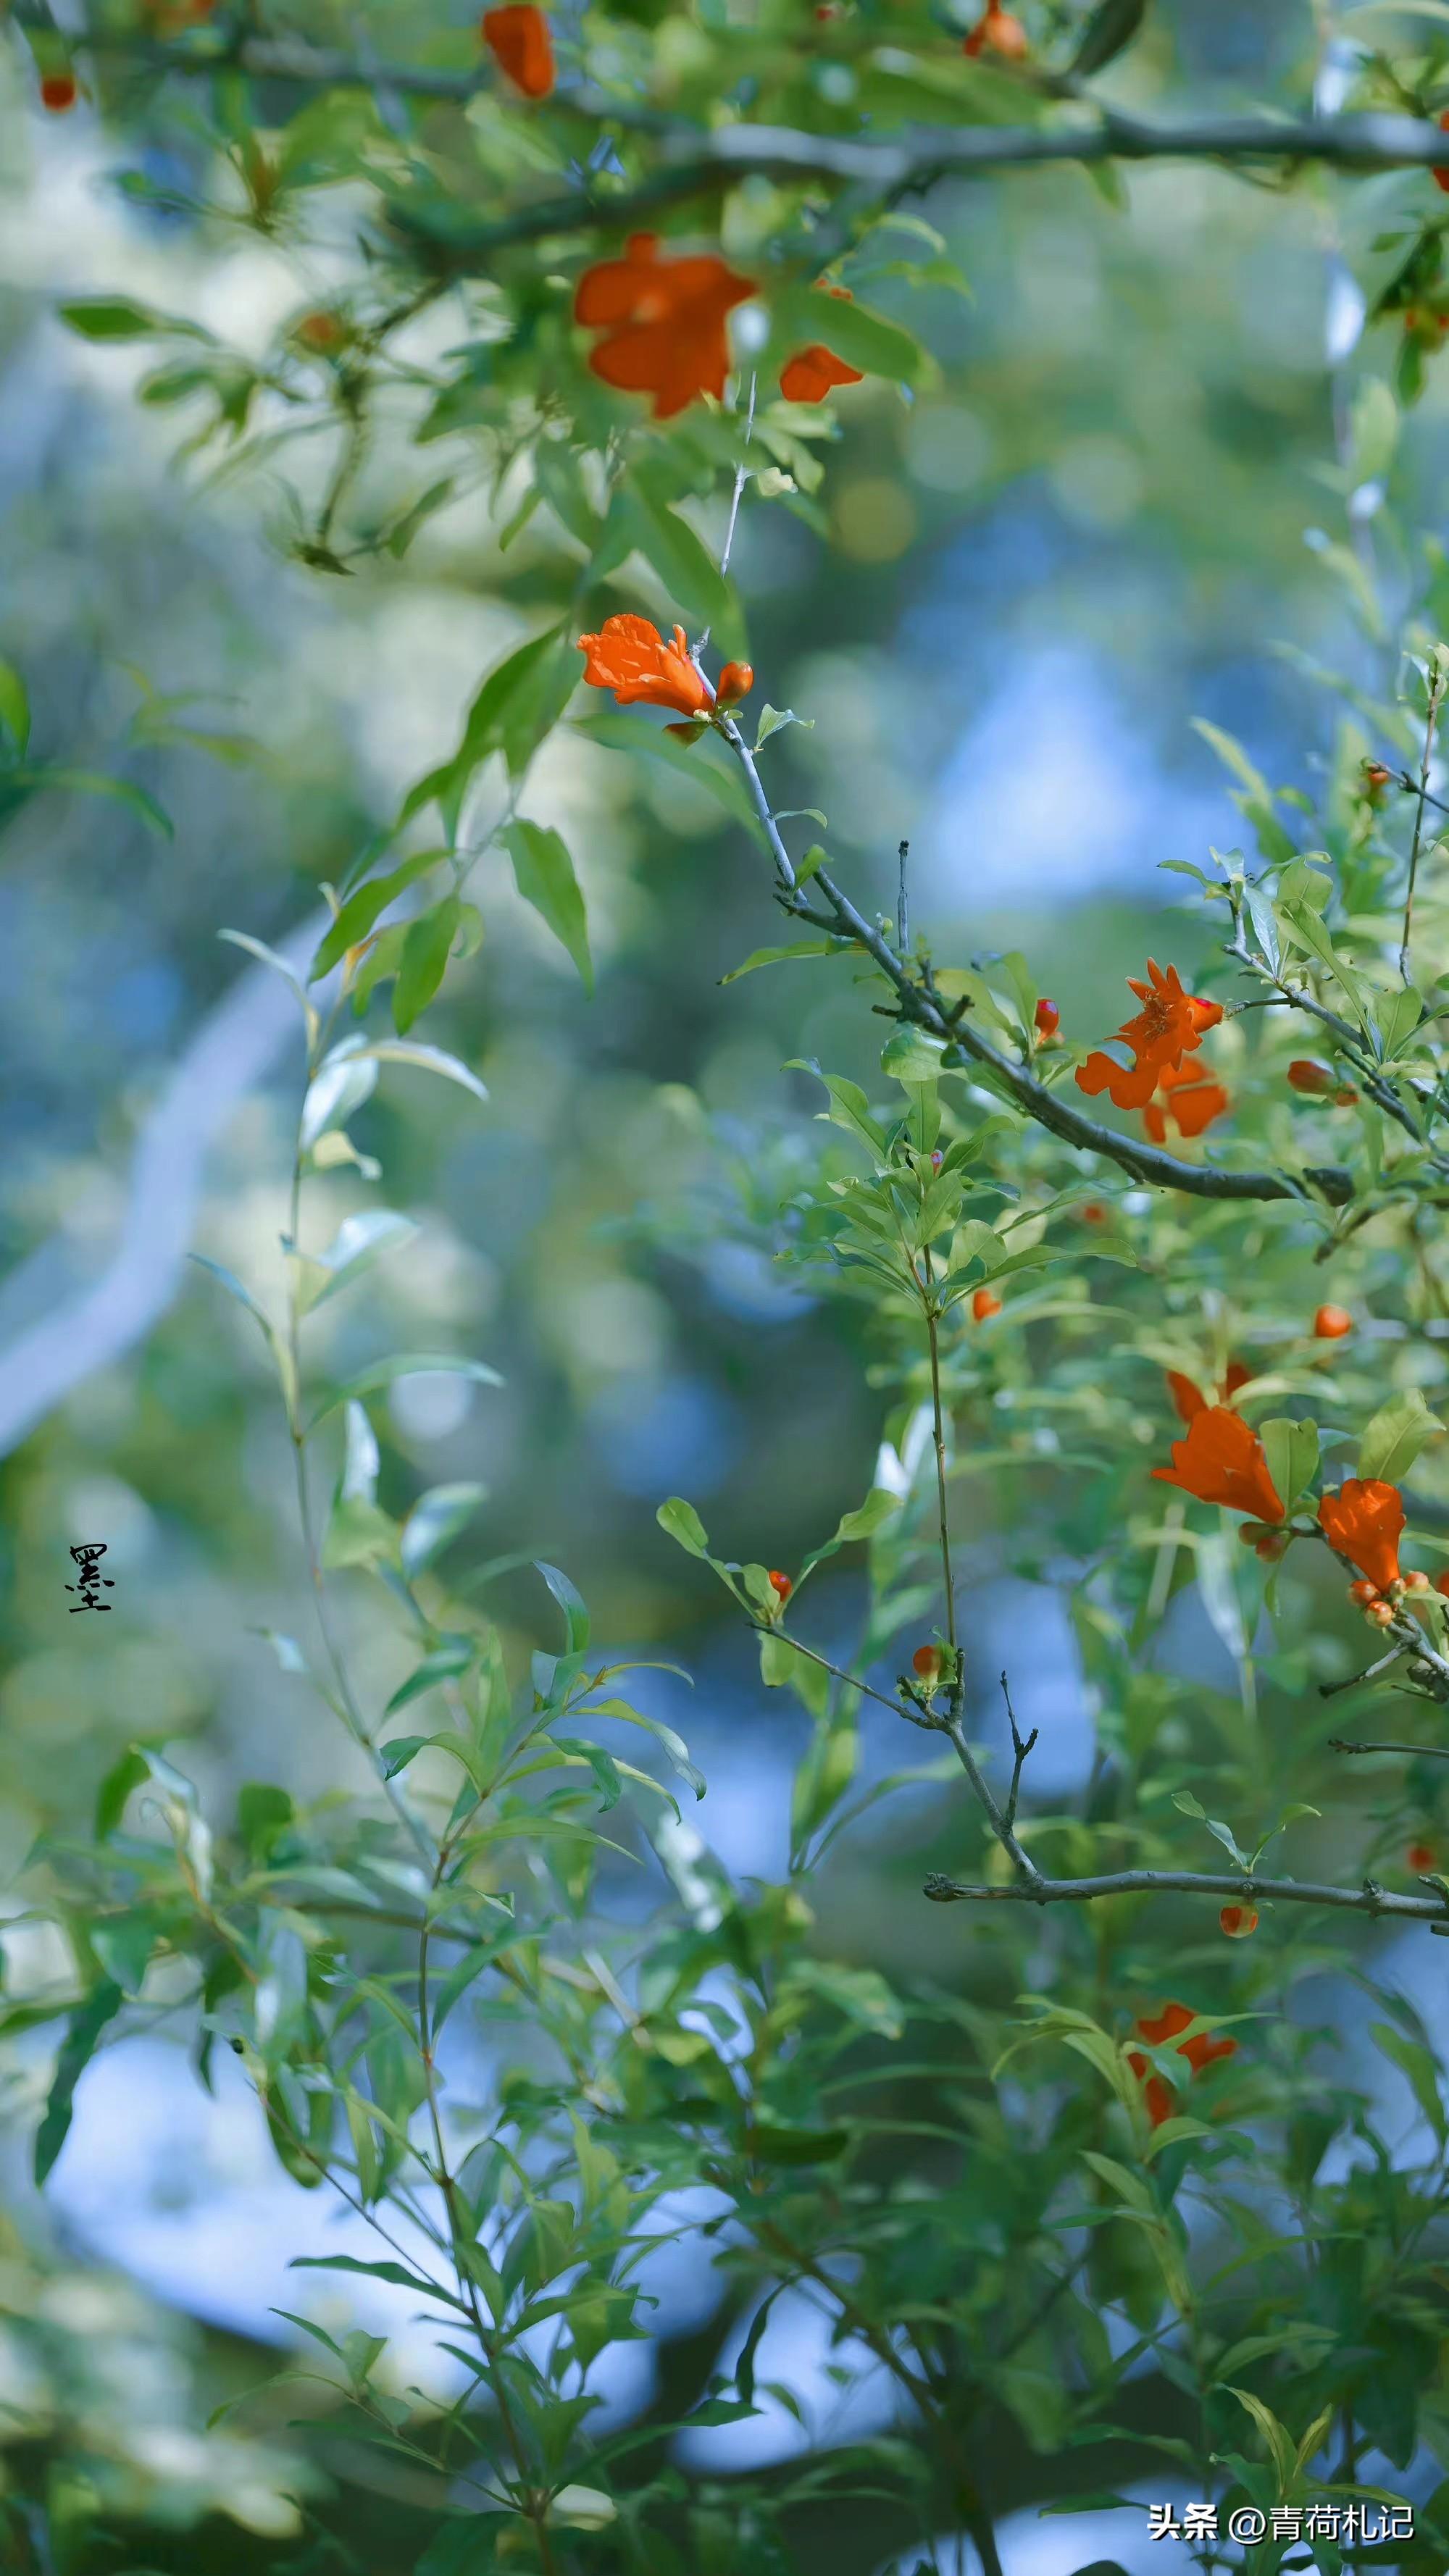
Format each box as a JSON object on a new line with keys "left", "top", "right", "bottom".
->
{"left": 1318, "top": 1479, "right": 1404, "bottom": 1596}
{"left": 1128, "top": 2002, "right": 1237, "bottom": 2128}
{"left": 575, "top": 233, "right": 755, "bottom": 421}
{"left": 578, "top": 615, "right": 712, "bottom": 717}
{"left": 1153, "top": 1407, "right": 1284, "bottom": 1524}
{"left": 1077, "top": 960, "right": 1223, "bottom": 1115}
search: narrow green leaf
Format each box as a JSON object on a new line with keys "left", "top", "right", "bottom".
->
{"left": 536, "top": 1560, "right": 590, "bottom": 1655}
{"left": 401, "top": 1484, "right": 488, "bottom": 1579}
{"left": 306, "top": 1353, "right": 502, "bottom": 1432}
{"left": 501, "top": 818, "right": 592, "bottom": 987}
{"left": 393, "top": 895, "right": 463, "bottom": 1034}
{"left": 35, "top": 1983, "right": 124, "bottom": 2185}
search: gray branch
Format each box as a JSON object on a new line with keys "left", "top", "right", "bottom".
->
{"left": 0, "top": 914, "right": 329, "bottom": 1459}
{"left": 923, "top": 1866, "right": 1449, "bottom": 1927}
{"left": 388, "top": 112, "right": 1449, "bottom": 266}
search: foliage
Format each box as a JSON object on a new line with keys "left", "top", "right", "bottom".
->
{"left": 16, "top": 6, "right": 1449, "bottom": 2576}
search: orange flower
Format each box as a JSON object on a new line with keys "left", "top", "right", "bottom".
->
{"left": 1166, "top": 1360, "right": 1249, "bottom": 1428}
{"left": 972, "top": 1287, "right": 1003, "bottom": 1321}
{"left": 1318, "top": 1479, "right": 1404, "bottom": 1595}
{"left": 1143, "top": 1060, "right": 1229, "bottom": 1145}
{"left": 1127, "top": 2002, "right": 1237, "bottom": 2128}
{"left": 575, "top": 233, "right": 755, "bottom": 421}
{"left": 481, "top": 5, "right": 555, "bottom": 99}
{"left": 578, "top": 614, "right": 711, "bottom": 717}
{"left": 964, "top": 5, "right": 1030, "bottom": 57}
{"left": 1288, "top": 1059, "right": 1332, "bottom": 1095}
{"left": 1436, "top": 109, "right": 1449, "bottom": 194}
{"left": 1314, "top": 1304, "right": 1353, "bottom": 1340}
{"left": 1153, "top": 1407, "right": 1284, "bottom": 1523}
{"left": 1076, "top": 960, "right": 1222, "bottom": 1114}
{"left": 780, "top": 287, "right": 864, "bottom": 405}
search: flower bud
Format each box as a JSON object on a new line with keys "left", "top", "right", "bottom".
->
{"left": 912, "top": 1645, "right": 943, "bottom": 1684}
{"left": 1408, "top": 1841, "right": 1437, "bottom": 1873}
{"left": 1335, "top": 1087, "right": 1358, "bottom": 1106}
{"left": 972, "top": 1288, "right": 1002, "bottom": 1322}
{"left": 930, "top": 1149, "right": 944, "bottom": 1171}
{"left": 1219, "top": 1904, "right": 1258, "bottom": 1939}
{"left": 1080, "top": 1200, "right": 1108, "bottom": 1225}
{"left": 1362, "top": 761, "right": 1393, "bottom": 790}
{"left": 1034, "top": 997, "right": 1060, "bottom": 1040}
{"left": 1403, "top": 1569, "right": 1431, "bottom": 1592}
{"left": 716, "top": 661, "right": 753, "bottom": 707}
{"left": 296, "top": 309, "right": 348, "bottom": 354}
{"left": 1314, "top": 1304, "right": 1353, "bottom": 1340}
{"left": 1287, "top": 1061, "right": 1332, "bottom": 1095}
{"left": 40, "top": 71, "right": 78, "bottom": 110}
{"left": 964, "top": 4, "right": 1029, "bottom": 57}
{"left": 1436, "top": 110, "right": 1449, "bottom": 194}
{"left": 1364, "top": 1599, "right": 1395, "bottom": 1626}
{"left": 767, "top": 1570, "right": 793, "bottom": 1602}
{"left": 1348, "top": 1580, "right": 1379, "bottom": 1605}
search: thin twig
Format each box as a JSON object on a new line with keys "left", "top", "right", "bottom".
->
{"left": 1403, "top": 670, "right": 1445, "bottom": 982}
{"left": 922, "top": 1866, "right": 1449, "bottom": 1924}
{"left": 1329, "top": 1735, "right": 1449, "bottom": 1762}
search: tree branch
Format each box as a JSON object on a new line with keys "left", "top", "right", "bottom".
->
{"left": 386, "top": 112, "right": 1449, "bottom": 267}
{"left": 922, "top": 1865, "right": 1449, "bottom": 1925}
{"left": 776, "top": 849, "right": 1353, "bottom": 1204}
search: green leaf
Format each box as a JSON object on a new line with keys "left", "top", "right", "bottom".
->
{"left": 309, "top": 848, "right": 446, "bottom": 980}
{"left": 295, "top": 1210, "right": 419, "bottom": 1315}
{"left": 1349, "top": 374, "right": 1400, "bottom": 488}
{"left": 777, "top": 285, "right": 935, "bottom": 388}
{"left": 754, "top": 704, "right": 813, "bottom": 753}
{"left": 501, "top": 819, "right": 592, "bottom": 988}
{"left": 1193, "top": 719, "right": 1274, "bottom": 807}
{"left": 59, "top": 296, "right": 213, "bottom": 343}
{"left": 393, "top": 895, "right": 464, "bottom": 1034}
{"left": 1260, "top": 1417, "right": 1319, "bottom": 1513}
{"left": 1371, "top": 2021, "right": 1447, "bottom": 2146}
{"left": 719, "top": 940, "right": 846, "bottom": 982}
{"left": 1374, "top": 982, "right": 1424, "bottom": 1061}
{"left": 35, "top": 1982, "right": 124, "bottom": 2186}
{"left": 14, "top": 766, "right": 172, "bottom": 837}
{"left": 354, "top": 1037, "right": 488, "bottom": 1105}
{"left": 306, "top": 1352, "right": 501, "bottom": 1432}
{"left": 400, "top": 622, "right": 577, "bottom": 828}
{"left": 94, "top": 1747, "right": 149, "bottom": 1841}
{"left": 1071, "top": 0, "right": 1148, "bottom": 73}
{"left": 401, "top": 1484, "right": 488, "bottom": 1578}
{"left": 657, "top": 1496, "right": 710, "bottom": 1559}
{"left": 622, "top": 485, "right": 735, "bottom": 634}
{"left": 881, "top": 1024, "right": 945, "bottom": 1084}
{"left": 788, "top": 1061, "right": 888, "bottom": 1160}
{"left": 536, "top": 1560, "right": 590, "bottom": 1655}
{"left": 800, "top": 1487, "right": 901, "bottom": 1583}
{"left": 577, "top": 711, "right": 765, "bottom": 837}
{"left": 289, "top": 2253, "right": 469, "bottom": 2311}
{"left": 385, "top": 1643, "right": 477, "bottom": 1713}
{"left": 0, "top": 658, "right": 30, "bottom": 753}
{"left": 748, "top": 2123, "right": 851, "bottom": 2165}
{"left": 1358, "top": 1387, "right": 1444, "bottom": 1483}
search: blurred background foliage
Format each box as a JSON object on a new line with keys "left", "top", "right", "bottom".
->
{"left": 6, "top": 0, "right": 1449, "bottom": 2567}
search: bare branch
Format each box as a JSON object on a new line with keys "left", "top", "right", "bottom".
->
{"left": 922, "top": 1865, "right": 1449, "bottom": 1926}
{"left": 383, "top": 112, "right": 1449, "bottom": 267}
{"left": 1329, "top": 1735, "right": 1449, "bottom": 1762}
